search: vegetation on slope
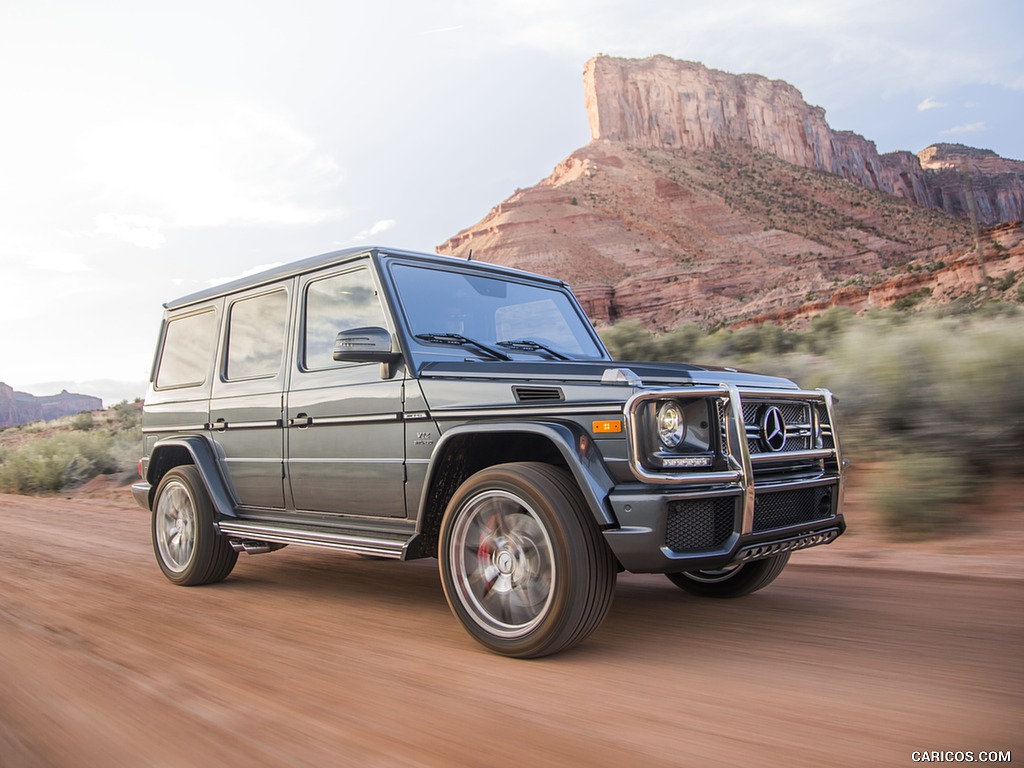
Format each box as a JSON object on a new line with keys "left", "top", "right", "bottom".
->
{"left": 0, "top": 401, "right": 141, "bottom": 494}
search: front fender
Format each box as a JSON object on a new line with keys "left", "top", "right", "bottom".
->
{"left": 420, "top": 421, "right": 617, "bottom": 528}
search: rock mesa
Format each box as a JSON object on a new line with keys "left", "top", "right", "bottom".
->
{"left": 583, "top": 55, "right": 1023, "bottom": 225}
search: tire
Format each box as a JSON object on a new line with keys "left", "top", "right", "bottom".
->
{"left": 666, "top": 552, "right": 790, "bottom": 598}
{"left": 439, "top": 462, "right": 617, "bottom": 658}
{"left": 152, "top": 465, "right": 238, "bottom": 586}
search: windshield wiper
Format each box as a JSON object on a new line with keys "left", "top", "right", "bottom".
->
{"left": 415, "top": 333, "right": 512, "bottom": 361}
{"left": 496, "top": 339, "right": 572, "bottom": 360}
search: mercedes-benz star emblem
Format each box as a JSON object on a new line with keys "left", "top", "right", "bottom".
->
{"left": 759, "top": 406, "right": 787, "bottom": 452}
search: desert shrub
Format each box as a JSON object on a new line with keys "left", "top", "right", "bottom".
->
{"left": 657, "top": 323, "right": 704, "bottom": 362}
{"left": 867, "top": 451, "right": 974, "bottom": 538}
{"left": 824, "top": 313, "right": 1024, "bottom": 471}
{"left": 110, "top": 400, "right": 143, "bottom": 431}
{"left": 992, "top": 271, "right": 1017, "bottom": 292}
{"left": 0, "top": 432, "right": 120, "bottom": 494}
{"left": 804, "top": 306, "right": 853, "bottom": 354}
{"left": 892, "top": 288, "right": 932, "bottom": 311}
{"left": 71, "top": 411, "right": 95, "bottom": 431}
{"left": 600, "top": 320, "right": 658, "bottom": 361}
{"left": 719, "top": 323, "right": 798, "bottom": 356}
{"left": 974, "top": 299, "right": 1019, "bottom": 319}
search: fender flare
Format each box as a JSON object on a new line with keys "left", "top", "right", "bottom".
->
{"left": 146, "top": 435, "right": 238, "bottom": 520}
{"left": 418, "top": 420, "right": 617, "bottom": 529}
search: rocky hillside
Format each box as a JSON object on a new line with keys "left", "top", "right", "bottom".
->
{"left": 0, "top": 382, "right": 103, "bottom": 429}
{"left": 439, "top": 55, "right": 1024, "bottom": 329}
{"left": 917, "top": 144, "right": 1024, "bottom": 224}
{"left": 582, "top": 55, "right": 1024, "bottom": 226}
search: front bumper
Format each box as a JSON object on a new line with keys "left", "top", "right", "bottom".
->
{"left": 603, "top": 477, "right": 845, "bottom": 573}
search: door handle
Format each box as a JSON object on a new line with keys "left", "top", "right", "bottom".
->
{"left": 289, "top": 413, "right": 312, "bottom": 428}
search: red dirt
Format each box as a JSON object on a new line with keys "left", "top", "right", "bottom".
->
{"left": 0, "top": 486, "right": 1020, "bottom": 767}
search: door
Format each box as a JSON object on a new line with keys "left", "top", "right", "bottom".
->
{"left": 286, "top": 264, "right": 406, "bottom": 517}
{"left": 209, "top": 285, "right": 291, "bottom": 509}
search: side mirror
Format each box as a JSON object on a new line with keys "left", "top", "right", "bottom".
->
{"left": 333, "top": 327, "right": 402, "bottom": 378}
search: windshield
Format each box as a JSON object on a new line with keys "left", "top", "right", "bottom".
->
{"left": 389, "top": 263, "right": 606, "bottom": 362}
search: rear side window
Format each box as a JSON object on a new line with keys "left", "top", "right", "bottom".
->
{"left": 225, "top": 290, "right": 289, "bottom": 380}
{"left": 156, "top": 309, "right": 217, "bottom": 389}
{"left": 304, "top": 269, "right": 387, "bottom": 370}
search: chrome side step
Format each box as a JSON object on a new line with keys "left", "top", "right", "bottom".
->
{"left": 217, "top": 520, "right": 411, "bottom": 559}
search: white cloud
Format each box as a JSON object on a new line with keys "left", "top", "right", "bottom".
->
{"left": 28, "top": 252, "right": 91, "bottom": 273}
{"left": 941, "top": 122, "right": 986, "bottom": 135}
{"left": 917, "top": 97, "right": 947, "bottom": 112}
{"left": 418, "top": 25, "right": 465, "bottom": 35}
{"left": 94, "top": 213, "right": 166, "bottom": 249}
{"left": 77, "top": 102, "right": 348, "bottom": 233}
{"left": 352, "top": 219, "right": 398, "bottom": 241}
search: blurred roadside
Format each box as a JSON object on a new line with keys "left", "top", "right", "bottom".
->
{"left": 795, "top": 466, "right": 1024, "bottom": 580}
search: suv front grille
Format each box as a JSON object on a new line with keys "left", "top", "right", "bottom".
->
{"left": 717, "top": 397, "right": 832, "bottom": 462}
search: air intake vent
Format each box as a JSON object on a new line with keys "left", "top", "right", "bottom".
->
{"left": 513, "top": 386, "right": 564, "bottom": 403}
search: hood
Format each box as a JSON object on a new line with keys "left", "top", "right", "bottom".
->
{"left": 418, "top": 359, "right": 796, "bottom": 389}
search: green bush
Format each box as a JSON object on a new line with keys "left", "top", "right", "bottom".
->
{"left": 0, "top": 431, "right": 121, "bottom": 494}
{"left": 805, "top": 306, "right": 853, "bottom": 354}
{"left": 658, "top": 323, "right": 704, "bottom": 361}
{"left": 71, "top": 411, "right": 95, "bottom": 431}
{"left": 825, "top": 313, "right": 1024, "bottom": 471}
{"left": 600, "top": 320, "right": 657, "bottom": 361}
{"left": 867, "top": 452, "right": 974, "bottom": 538}
{"left": 720, "top": 323, "right": 799, "bottom": 356}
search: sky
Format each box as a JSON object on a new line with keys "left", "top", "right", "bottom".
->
{"left": 2, "top": 0, "right": 1022, "bottom": 404}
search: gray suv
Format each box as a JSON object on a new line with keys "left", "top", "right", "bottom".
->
{"left": 134, "top": 246, "right": 846, "bottom": 657}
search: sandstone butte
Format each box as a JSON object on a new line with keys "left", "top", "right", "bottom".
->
{"left": 438, "top": 54, "right": 1024, "bottom": 329}
{"left": 0, "top": 381, "right": 103, "bottom": 429}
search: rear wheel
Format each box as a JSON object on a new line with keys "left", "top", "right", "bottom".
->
{"left": 439, "top": 462, "right": 616, "bottom": 658}
{"left": 666, "top": 552, "right": 790, "bottom": 598}
{"left": 152, "top": 466, "right": 237, "bottom": 586}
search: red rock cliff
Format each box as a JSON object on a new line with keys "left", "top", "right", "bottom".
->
{"left": 583, "top": 55, "right": 1022, "bottom": 225}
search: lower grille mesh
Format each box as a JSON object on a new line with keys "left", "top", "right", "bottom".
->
{"left": 753, "top": 486, "right": 834, "bottom": 532}
{"left": 666, "top": 497, "right": 735, "bottom": 552}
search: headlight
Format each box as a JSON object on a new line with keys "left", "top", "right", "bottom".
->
{"left": 656, "top": 401, "right": 686, "bottom": 448}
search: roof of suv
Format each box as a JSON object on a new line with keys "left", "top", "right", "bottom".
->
{"left": 164, "top": 246, "right": 568, "bottom": 310}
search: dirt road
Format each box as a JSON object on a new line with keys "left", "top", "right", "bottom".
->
{"left": 1, "top": 491, "right": 1020, "bottom": 767}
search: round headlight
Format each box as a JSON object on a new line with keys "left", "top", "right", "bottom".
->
{"left": 656, "top": 401, "right": 686, "bottom": 449}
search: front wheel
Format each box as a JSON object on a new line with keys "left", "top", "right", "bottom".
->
{"left": 439, "top": 462, "right": 617, "bottom": 658}
{"left": 152, "top": 465, "right": 237, "bottom": 586}
{"left": 666, "top": 552, "right": 790, "bottom": 598}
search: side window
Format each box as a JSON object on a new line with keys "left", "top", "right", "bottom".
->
{"left": 304, "top": 269, "right": 387, "bottom": 370}
{"left": 225, "top": 290, "right": 289, "bottom": 381}
{"left": 156, "top": 309, "right": 217, "bottom": 389}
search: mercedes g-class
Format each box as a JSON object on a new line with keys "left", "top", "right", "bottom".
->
{"left": 133, "top": 246, "right": 845, "bottom": 657}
